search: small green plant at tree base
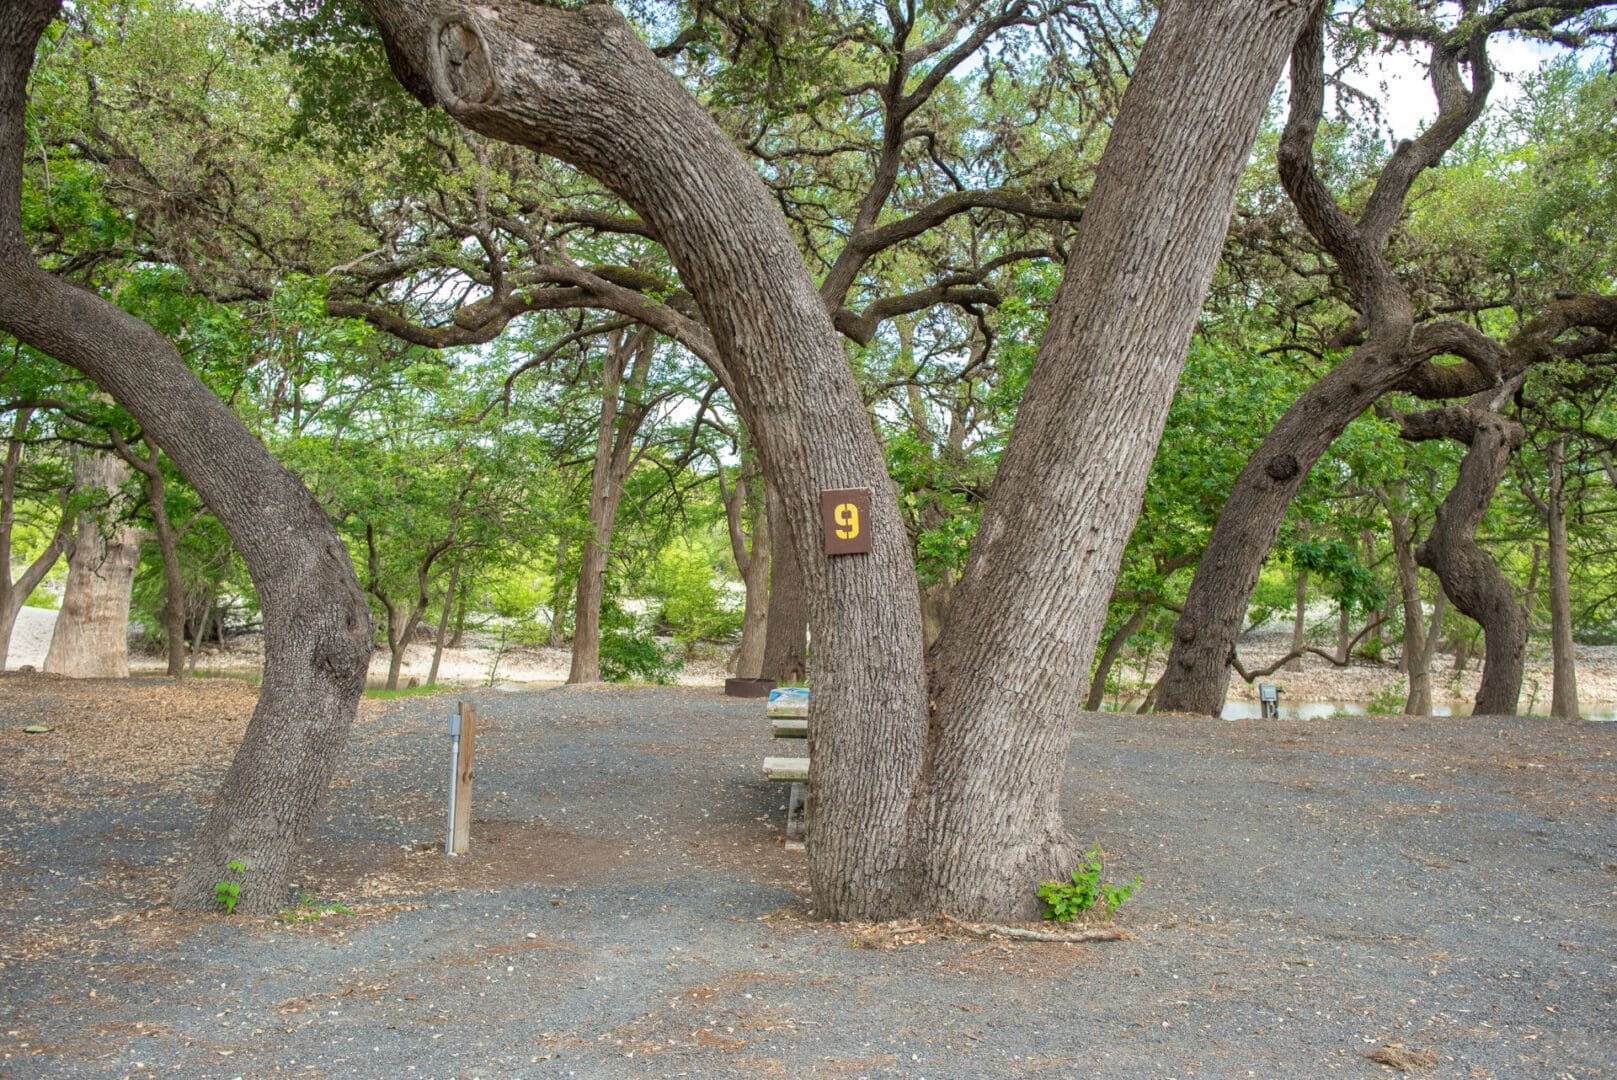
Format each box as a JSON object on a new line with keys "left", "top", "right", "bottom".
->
{"left": 1037, "top": 847, "right": 1140, "bottom": 922}
{"left": 276, "top": 891, "right": 356, "bottom": 924}
{"left": 214, "top": 859, "right": 246, "bottom": 914}
{"left": 1367, "top": 678, "right": 1406, "bottom": 715}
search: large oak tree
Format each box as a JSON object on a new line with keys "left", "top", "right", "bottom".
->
{"left": 356, "top": 0, "right": 1314, "bottom": 919}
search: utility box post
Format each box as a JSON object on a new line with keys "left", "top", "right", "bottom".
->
{"left": 445, "top": 700, "right": 478, "bottom": 855}
{"left": 1258, "top": 683, "right": 1282, "bottom": 719}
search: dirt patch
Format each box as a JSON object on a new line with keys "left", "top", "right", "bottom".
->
{"left": 305, "top": 820, "right": 632, "bottom": 899}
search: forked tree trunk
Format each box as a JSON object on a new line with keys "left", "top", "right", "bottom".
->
{"left": 760, "top": 477, "right": 807, "bottom": 683}
{"left": 569, "top": 328, "right": 653, "bottom": 684}
{"left": 1403, "top": 407, "right": 1527, "bottom": 716}
{"left": 1546, "top": 439, "right": 1579, "bottom": 719}
{"left": 362, "top": 0, "right": 1309, "bottom": 920}
{"left": 44, "top": 451, "right": 141, "bottom": 679}
{"left": 0, "top": 0, "right": 373, "bottom": 914}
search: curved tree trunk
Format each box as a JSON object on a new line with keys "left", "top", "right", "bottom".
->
{"left": 1403, "top": 407, "right": 1527, "bottom": 716}
{"left": 361, "top": 0, "right": 930, "bottom": 915}
{"left": 1154, "top": 355, "right": 1409, "bottom": 715}
{"left": 1546, "top": 439, "right": 1579, "bottom": 719}
{"left": 0, "top": 0, "right": 373, "bottom": 914}
{"left": 1154, "top": 3, "right": 1498, "bottom": 717}
{"left": 43, "top": 450, "right": 141, "bottom": 679}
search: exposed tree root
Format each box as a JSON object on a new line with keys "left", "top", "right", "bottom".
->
{"left": 940, "top": 913, "right": 1129, "bottom": 943}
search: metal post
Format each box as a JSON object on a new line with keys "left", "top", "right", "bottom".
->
{"left": 445, "top": 711, "right": 462, "bottom": 854}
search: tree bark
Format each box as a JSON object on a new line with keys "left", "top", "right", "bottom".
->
{"left": 0, "top": 0, "right": 373, "bottom": 914}
{"left": 1546, "top": 439, "right": 1579, "bottom": 719}
{"left": 0, "top": 407, "right": 73, "bottom": 668}
{"left": 569, "top": 327, "right": 653, "bottom": 684}
{"left": 1402, "top": 406, "right": 1527, "bottom": 716}
{"left": 43, "top": 450, "right": 141, "bottom": 679}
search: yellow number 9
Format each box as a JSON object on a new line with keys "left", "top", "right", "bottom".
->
{"left": 833, "top": 502, "right": 860, "bottom": 540}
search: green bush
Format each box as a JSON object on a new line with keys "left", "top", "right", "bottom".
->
{"left": 647, "top": 537, "right": 742, "bottom": 654}
{"left": 600, "top": 599, "right": 682, "bottom": 684}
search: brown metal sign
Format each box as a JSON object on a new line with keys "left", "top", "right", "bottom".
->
{"left": 820, "top": 488, "right": 872, "bottom": 556}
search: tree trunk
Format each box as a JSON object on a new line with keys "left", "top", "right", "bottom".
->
{"left": 915, "top": 1, "right": 1311, "bottom": 918}
{"left": 0, "top": 0, "right": 373, "bottom": 914}
{"left": 362, "top": 0, "right": 1309, "bottom": 920}
{"left": 1522, "top": 544, "right": 1543, "bottom": 628}
{"left": 1547, "top": 439, "right": 1579, "bottom": 719}
{"left": 760, "top": 476, "right": 808, "bottom": 683}
{"left": 1086, "top": 604, "right": 1149, "bottom": 711}
{"left": 569, "top": 328, "right": 652, "bottom": 684}
{"left": 722, "top": 458, "right": 770, "bottom": 679}
{"left": 1333, "top": 602, "right": 1352, "bottom": 665}
{"left": 1382, "top": 484, "right": 1433, "bottom": 714}
{"left": 1404, "top": 407, "right": 1527, "bottom": 716}
{"left": 116, "top": 436, "right": 188, "bottom": 677}
{"left": 1287, "top": 562, "right": 1307, "bottom": 672}
{"left": 44, "top": 451, "right": 141, "bottom": 679}
{"left": 0, "top": 407, "right": 73, "bottom": 668}
{"left": 1155, "top": 349, "right": 1416, "bottom": 715}
{"left": 427, "top": 559, "right": 459, "bottom": 686}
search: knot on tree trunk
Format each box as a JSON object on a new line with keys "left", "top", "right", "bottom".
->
{"left": 429, "top": 14, "right": 498, "bottom": 109}
{"left": 1264, "top": 453, "right": 1299, "bottom": 482}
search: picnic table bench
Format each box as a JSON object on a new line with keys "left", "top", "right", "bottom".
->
{"left": 764, "top": 688, "right": 809, "bottom": 847}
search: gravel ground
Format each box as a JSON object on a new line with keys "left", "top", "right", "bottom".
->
{"left": 1, "top": 677, "right": 1614, "bottom": 1078}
